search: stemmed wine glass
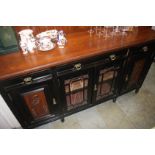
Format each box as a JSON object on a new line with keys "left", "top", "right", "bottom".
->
{"left": 103, "top": 26, "right": 114, "bottom": 38}
{"left": 120, "top": 26, "right": 127, "bottom": 36}
{"left": 95, "top": 26, "right": 102, "bottom": 38}
{"left": 88, "top": 26, "right": 94, "bottom": 36}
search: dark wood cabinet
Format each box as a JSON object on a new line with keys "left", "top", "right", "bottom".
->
{"left": 0, "top": 28, "right": 155, "bottom": 128}
{"left": 1, "top": 43, "right": 155, "bottom": 128}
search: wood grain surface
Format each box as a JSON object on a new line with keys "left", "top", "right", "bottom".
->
{"left": 0, "top": 27, "right": 155, "bottom": 80}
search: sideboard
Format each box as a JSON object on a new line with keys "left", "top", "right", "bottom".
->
{"left": 0, "top": 27, "right": 155, "bottom": 128}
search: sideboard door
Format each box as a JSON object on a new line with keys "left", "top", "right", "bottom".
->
{"left": 121, "top": 43, "right": 154, "bottom": 94}
{"left": 4, "top": 75, "right": 60, "bottom": 128}
{"left": 57, "top": 65, "right": 93, "bottom": 114}
{"left": 21, "top": 87, "right": 50, "bottom": 120}
{"left": 93, "top": 59, "right": 121, "bottom": 104}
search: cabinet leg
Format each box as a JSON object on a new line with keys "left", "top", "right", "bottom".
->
{"left": 113, "top": 98, "right": 117, "bottom": 103}
{"left": 135, "top": 88, "right": 140, "bottom": 94}
{"left": 61, "top": 117, "right": 65, "bottom": 123}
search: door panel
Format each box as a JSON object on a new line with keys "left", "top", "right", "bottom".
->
{"left": 6, "top": 78, "right": 59, "bottom": 127}
{"left": 127, "top": 58, "right": 145, "bottom": 88}
{"left": 64, "top": 74, "right": 89, "bottom": 111}
{"left": 58, "top": 65, "right": 93, "bottom": 113}
{"left": 93, "top": 63, "right": 121, "bottom": 104}
{"left": 96, "top": 68, "right": 116, "bottom": 100}
{"left": 121, "top": 45, "right": 153, "bottom": 93}
{"left": 22, "top": 88, "right": 50, "bottom": 120}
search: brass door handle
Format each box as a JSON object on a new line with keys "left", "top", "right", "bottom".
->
{"left": 74, "top": 63, "right": 82, "bottom": 71}
{"left": 24, "top": 77, "right": 32, "bottom": 85}
{"left": 110, "top": 54, "right": 116, "bottom": 61}
{"left": 142, "top": 46, "right": 148, "bottom": 52}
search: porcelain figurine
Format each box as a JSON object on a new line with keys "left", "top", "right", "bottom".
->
{"left": 57, "top": 30, "right": 67, "bottom": 48}
{"left": 19, "top": 29, "right": 36, "bottom": 54}
{"left": 36, "top": 31, "right": 56, "bottom": 51}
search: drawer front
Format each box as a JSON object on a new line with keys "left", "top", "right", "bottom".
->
{"left": 56, "top": 50, "right": 126, "bottom": 77}
{"left": 3, "top": 70, "right": 53, "bottom": 92}
{"left": 131, "top": 42, "right": 155, "bottom": 55}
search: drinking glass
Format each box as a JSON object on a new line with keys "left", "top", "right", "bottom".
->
{"left": 120, "top": 26, "right": 127, "bottom": 36}
{"left": 88, "top": 26, "right": 94, "bottom": 36}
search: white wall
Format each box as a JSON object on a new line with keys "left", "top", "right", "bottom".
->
{"left": 0, "top": 95, "right": 21, "bottom": 129}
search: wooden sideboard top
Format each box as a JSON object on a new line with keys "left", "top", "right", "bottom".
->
{"left": 0, "top": 27, "right": 155, "bottom": 80}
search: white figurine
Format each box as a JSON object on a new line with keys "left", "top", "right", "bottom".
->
{"left": 36, "top": 31, "right": 56, "bottom": 51}
{"left": 19, "top": 29, "right": 36, "bottom": 54}
{"left": 57, "top": 30, "right": 67, "bottom": 48}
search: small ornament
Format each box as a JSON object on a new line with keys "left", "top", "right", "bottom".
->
{"left": 19, "top": 29, "right": 36, "bottom": 54}
{"left": 36, "top": 31, "right": 56, "bottom": 51}
{"left": 57, "top": 30, "right": 67, "bottom": 48}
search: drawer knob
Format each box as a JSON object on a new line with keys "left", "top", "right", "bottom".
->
{"left": 74, "top": 63, "right": 82, "bottom": 71}
{"left": 24, "top": 77, "right": 32, "bottom": 85}
{"left": 142, "top": 46, "right": 148, "bottom": 52}
{"left": 110, "top": 54, "right": 116, "bottom": 61}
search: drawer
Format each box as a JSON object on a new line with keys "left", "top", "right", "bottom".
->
{"left": 56, "top": 50, "right": 126, "bottom": 77}
{"left": 131, "top": 41, "right": 155, "bottom": 55}
{"left": 2, "top": 69, "right": 53, "bottom": 91}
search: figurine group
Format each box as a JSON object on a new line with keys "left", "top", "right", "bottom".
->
{"left": 19, "top": 29, "right": 67, "bottom": 54}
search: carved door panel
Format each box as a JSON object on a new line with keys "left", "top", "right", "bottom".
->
{"left": 93, "top": 63, "right": 120, "bottom": 104}
{"left": 22, "top": 88, "right": 50, "bottom": 120}
{"left": 64, "top": 74, "right": 89, "bottom": 111}
{"left": 6, "top": 77, "right": 60, "bottom": 127}
{"left": 127, "top": 58, "right": 146, "bottom": 88}
{"left": 122, "top": 56, "right": 148, "bottom": 92}
{"left": 121, "top": 46, "right": 153, "bottom": 93}
{"left": 58, "top": 68, "right": 93, "bottom": 113}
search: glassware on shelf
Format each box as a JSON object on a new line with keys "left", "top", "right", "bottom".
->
{"left": 94, "top": 26, "right": 99, "bottom": 35}
{"left": 88, "top": 26, "right": 137, "bottom": 38}
{"left": 88, "top": 26, "right": 94, "bottom": 36}
{"left": 100, "top": 27, "right": 108, "bottom": 38}
{"left": 115, "top": 26, "right": 120, "bottom": 33}
{"left": 120, "top": 26, "right": 129, "bottom": 36}
{"left": 102, "top": 26, "right": 108, "bottom": 38}
{"left": 110, "top": 26, "right": 116, "bottom": 37}
{"left": 113, "top": 26, "right": 123, "bottom": 36}
{"left": 96, "top": 26, "right": 102, "bottom": 38}
{"left": 103, "top": 26, "right": 114, "bottom": 38}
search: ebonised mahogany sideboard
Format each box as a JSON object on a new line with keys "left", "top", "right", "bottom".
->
{"left": 0, "top": 28, "right": 155, "bottom": 128}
